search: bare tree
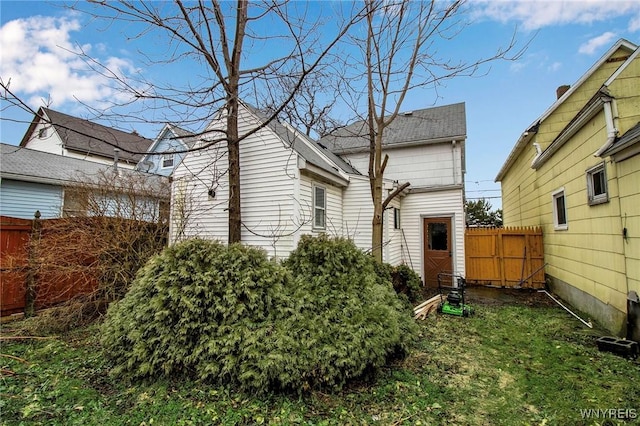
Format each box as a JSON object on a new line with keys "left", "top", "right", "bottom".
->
{"left": 1, "top": 1, "right": 367, "bottom": 244}
{"left": 349, "top": 0, "right": 524, "bottom": 262}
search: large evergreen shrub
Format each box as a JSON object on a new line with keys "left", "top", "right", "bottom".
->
{"left": 101, "top": 236, "right": 417, "bottom": 394}
{"left": 281, "top": 235, "right": 418, "bottom": 390}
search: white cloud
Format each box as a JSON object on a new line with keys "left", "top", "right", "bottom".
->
{"left": 579, "top": 32, "right": 617, "bottom": 54}
{"left": 470, "top": 0, "right": 640, "bottom": 31}
{"left": 547, "top": 62, "right": 562, "bottom": 72}
{"left": 630, "top": 13, "right": 640, "bottom": 32}
{"left": 0, "top": 15, "right": 136, "bottom": 109}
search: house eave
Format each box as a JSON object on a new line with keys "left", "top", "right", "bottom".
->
{"left": 532, "top": 93, "right": 611, "bottom": 170}
{"left": 332, "top": 135, "right": 466, "bottom": 155}
{"left": 495, "top": 38, "right": 638, "bottom": 182}
{"left": 408, "top": 183, "right": 464, "bottom": 194}
{"left": 298, "top": 158, "right": 349, "bottom": 187}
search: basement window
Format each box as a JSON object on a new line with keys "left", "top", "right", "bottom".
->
{"left": 552, "top": 188, "right": 568, "bottom": 230}
{"left": 586, "top": 163, "right": 608, "bottom": 205}
{"left": 313, "top": 185, "right": 326, "bottom": 230}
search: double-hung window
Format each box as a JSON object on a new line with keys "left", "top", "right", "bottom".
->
{"left": 552, "top": 188, "right": 568, "bottom": 230}
{"left": 586, "top": 163, "right": 608, "bottom": 205}
{"left": 313, "top": 185, "right": 326, "bottom": 230}
{"left": 162, "top": 152, "right": 174, "bottom": 168}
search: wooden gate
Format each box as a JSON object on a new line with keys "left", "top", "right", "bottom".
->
{"left": 0, "top": 216, "right": 32, "bottom": 315}
{"left": 465, "top": 227, "right": 545, "bottom": 289}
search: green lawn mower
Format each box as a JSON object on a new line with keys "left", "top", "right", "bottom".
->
{"left": 437, "top": 273, "right": 474, "bottom": 317}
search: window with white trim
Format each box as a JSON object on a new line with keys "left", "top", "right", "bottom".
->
{"left": 162, "top": 152, "right": 174, "bottom": 168}
{"left": 586, "top": 163, "right": 608, "bottom": 205}
{"left": 394, "top": 208, "right": 401, "bottom": 229}
{"left": 313, "top": 185, "right": 326, "bottom": 230}
{"left": 552, "top": 188, "right": 568, "bottom": 230}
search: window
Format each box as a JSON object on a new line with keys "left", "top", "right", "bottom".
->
{"left": 313, "top": 185, "right": 326, "bottom": 230}
{"left": 552, "top": 188, "right": 568, "bottom": 230}
{"left": 394, "top": 208, "right": 401, "bottom": 229}
{"left": 586, "top": 163, "right": 608, "bottom": 205}
{"left": 162, "top": 152, "right": 174, "bottom": 168}
{"left": 38, "top": 127, "right": 48, "bottom": 138}
{"left": 427, "top": 222, "right": 448, "bottom": 250}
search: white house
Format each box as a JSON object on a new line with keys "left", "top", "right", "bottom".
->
{"left": 171, "top": 102, "right": 466, "bottom": 285}
{"left": 20, "top": 107, "right": 154, "bottom": 169}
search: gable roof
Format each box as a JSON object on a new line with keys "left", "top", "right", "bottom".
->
{"left": 20, "top": 108, "right": 154, "bottom": 163}
{"left": 320, "top": 102, "right": 467, "bottom": 154}
{"left": 1, "top": 143, "right": 168, "bottom": 192}
{"left": 242, "top": 104, "right": 360, "bottom": 177}
{"left": 495, "top": 39, "right": 638, "bottom": 182}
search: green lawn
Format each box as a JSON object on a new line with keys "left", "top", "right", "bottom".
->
{"left": 1, "top": 301, "right": 639, "bottom": 425}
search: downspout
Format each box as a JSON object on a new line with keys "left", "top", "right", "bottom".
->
{"left": 594, "top": 100, "right": 618, "bottom": 157}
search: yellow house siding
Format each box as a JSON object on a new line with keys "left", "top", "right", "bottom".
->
{"left": 608, "top": 53, "right": 640, "bottom": 136}
{"left": 534, "top": 107, "right": 628, "bottom": 312}
{"left": 533, "top": 47, "right": 631, "bottom": 152}
{"left": 500, "top": 144, "right": 540, "bottom": 227}
{"left": 616, "top": 155, "right": 640, "bottom": 295}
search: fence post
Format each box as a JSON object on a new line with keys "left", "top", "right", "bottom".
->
{"left": 24, "top": 210, "right": 42, "bottom": 318}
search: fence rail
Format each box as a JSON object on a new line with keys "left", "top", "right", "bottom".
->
{"left": 465, "top": 226, "right": 545, "bottom": 289}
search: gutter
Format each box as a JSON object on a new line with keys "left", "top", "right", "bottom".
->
{"left": 594, "top": 99, "right": 619, "bottom": 157}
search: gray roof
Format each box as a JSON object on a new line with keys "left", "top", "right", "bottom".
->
{"left": 168, "top": 125, "right": 199, "bottom": 149}
{"left": 603, "top": 121, "right": 640, "bottom": 156}
{"left": 20, "top": 108, "right": 154, "bottom": 163}
{"left": 244, "top": 104, "right": 360, "bottom": 176}
{"left": 1, "top": 143, "right": 168, "bottom": 193}
{"left": 321, "top": 103, "right": 466, "bottom": 154}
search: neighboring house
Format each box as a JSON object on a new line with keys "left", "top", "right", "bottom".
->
{"left": 137, "top": 124, "right": 198, "bottom": 176}
{"left": 0, "top": 143, "right": 169, "bottom": 220}
{"left": 171, "top": 102, "right": 467, "bottom": 286}
{"left": 20, "top": 107, "right": 153, "bottom": 169}
{"left": 495, "top": 39, "right": 640, "bottom": 337}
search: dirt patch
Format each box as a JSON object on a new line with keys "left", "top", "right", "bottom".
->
{"left": 421, "top": 285, "right": 557, "bottom": 308}
{"left": 464, "top": 286, "right": 557, "bottom": 308}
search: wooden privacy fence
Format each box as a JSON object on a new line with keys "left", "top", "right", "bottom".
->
{"left": 0, "top": 215, "right": 98, "bottom": 317}
{"left": 465, "top": 227, "right": 545, "bottom": 289}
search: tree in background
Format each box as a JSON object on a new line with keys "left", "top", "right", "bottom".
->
{"left": 465, "top": 198, "right": 503, "bottom": 227}
{"left": 1, "top": 0, "right": 367, "bottom": 244}
{"left": 347, "top": 0, "right": 522, "bottom": 261}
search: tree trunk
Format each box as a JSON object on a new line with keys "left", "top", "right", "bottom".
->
{"left": 371, "top": 130, "right": 385, "bottom": 263}
{"left": 371, "top": 174, "right": 384, "bottom": 262}
{"left": 227, "top": 99, "right": 242, "bottom": 244}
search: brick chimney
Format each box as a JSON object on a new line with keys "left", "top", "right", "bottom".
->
{"left": 556, "top": 85, "right": 570, "bottom": 99}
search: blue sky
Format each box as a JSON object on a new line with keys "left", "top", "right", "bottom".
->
{"left": 2, "top": 1, "right": 640, "bottom": 208}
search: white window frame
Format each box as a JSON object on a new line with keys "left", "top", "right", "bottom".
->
{"left": 394, "top": 207, "right": 401, "bottom": 229}
{"left": 552, "top": 187, "right": 568, "bottom": 231}
{"left": 162, "top": 152, "right": 175, "bottom": 169}
{"left": 312, "top": 184, "right": 326, "bottom": 230}
{"left": 586, "top": 162, "right": 608, "bottom": 205}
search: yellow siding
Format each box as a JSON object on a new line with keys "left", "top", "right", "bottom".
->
{"left": 616, "top": 156, "right": 640, "bottom": 295}
{"left": 500, "top": 46, "right": 640, "bottom": 322}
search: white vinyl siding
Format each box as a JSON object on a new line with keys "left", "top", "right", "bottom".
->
{"left": 299, "top": 174, "right": 343, "bottom": 236}
{"left": 400, "top": 189, "right": 465, "bottom": 280}
{"left": 341, "top": 143, "right": 460, "bottom": 188}
{"left": 170, "top": 107, "right": 297, "bottom": 258}
{"left": 342, "top": 176, "right": 373, "bottom": 250}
